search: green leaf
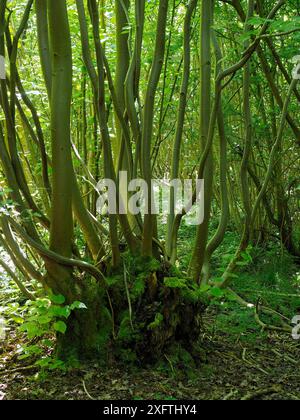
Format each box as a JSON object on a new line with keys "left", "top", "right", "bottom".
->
{"left": 48, "top": 359, "right": 66, "bottom": 371}
{"left": 35, "top": 357, "right": 52, "bottom": 368}
{"left": 210, "top": 287, "right": 224, "bottom": 298}
{"left": 247, "top": 17, "right": 273, "bottom": 26}
{"left": 49, "top": 294, "right": 66, "bottom": 305}
{"left": 11, "top": 315, "right": 24, "bottom": 324}
{"left": 199, "top": 284, "right": 211, "bottom": 293}
{"left": 18, "top": 353, "right": 32, "bottom": 360}
{"left": 70, "top": 301, "right": 87, "bottom": 310}
{"left": 53, "top": 321, "right": 67, "bottom": 334}
{"left": 38, "top": 315, "right": 51, "bottom": 325}
{"left": 148, "top": 313, "right": 164, "bottom": 330}
{"left": 20, "top": 322, "right": 43, "bottom": 338}
{"left": 42, "top": 339, "right": 53, "bottom": 347}
{"left": 49, "top": 305, "right": 71, "bottom": 319}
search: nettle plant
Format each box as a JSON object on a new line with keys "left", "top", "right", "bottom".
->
{"left": 17, "top": 294, "right": 86, "bottom": 370}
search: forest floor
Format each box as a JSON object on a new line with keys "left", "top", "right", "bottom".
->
{"left": 0, "top": 307, "right": 300, "bottom": 400}
{"left": 1, "top": 293, "right": 300, "bottom": 400}
{"left": 1, "top": 234, "right": 300, "bottom": 400}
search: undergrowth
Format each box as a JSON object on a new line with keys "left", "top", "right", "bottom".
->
{"left": 1, "top": 226, "right": 299, "bottom": 378}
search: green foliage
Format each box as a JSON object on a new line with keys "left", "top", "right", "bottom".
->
{"left": 96, "top": 307, "right": 113, "bottom": 349}
{"left": 16, "top": 294, "right": 87, "bottom": 370}
{"left": 209, "top": 287, "right": 224, "bottom": 298}
{"left": 1, "top": 0, "right": 300, "bottom": 386}
{"left": 53, "top": 321, "right": 67, "bottom": 335}
{"left": 118, "top": 311, "right": 134, "bottom": 341}
{"left": 164, "top": 277, "right": 187, "bottom": 289}
{"left": 208, "top": 243, "right": 300, "bottom": 344}
{"left": 163, "top": 276, "right": 208, "bottom": 305}
{"left": 212, "top": 302, "right": 268, "bottom": 345}
{"left": 131, "top": 276, "right": 146, "bottom": 299}
{"left": 49, "top": 294, "right": 66, "bottom": 305}
{"left": 158, "top": 343, "right": 197, "bottom": 379}
{"left": 148, "top": 313, "right": 164, "bottom": 331}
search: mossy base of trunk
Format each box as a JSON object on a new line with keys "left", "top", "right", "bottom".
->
{"left": 56, "top": 310, "right": 101, "bottom": 360}
{"left": 55, "top": 281, "right": 106, "bottom": 361}
{"left": 134, "top": 295, "right": 204, "bottom": 363}
{"left": 110, "top": 266, "right": 207, "bottom": 364}
{"left": 56, "top": 263, "right": 207, "bottom": 365}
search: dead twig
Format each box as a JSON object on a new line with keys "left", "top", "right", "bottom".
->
{"left": 241, "top": 385, "right": 282, "bottom": 400}
{"left": 82, "top": 380, "right": 96, "bottom": 400}
{"left": 240, "top": 348, "right": 270, "bottom": 376}
{"left": 223, "top": 389, "right": 239, "bottom": 400}
{"left": 254, "top": 300, "right": 292, "bottom": 333}
{"left": 271, "top": 349, "right": 298, "bottom": 365}
{"left": 0, "top": 365, "right": 38, "bottom": 374}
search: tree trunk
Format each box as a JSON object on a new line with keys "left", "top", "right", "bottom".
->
{"left": 46, "top": 0, "right": 74, "bottom": 297}
{"left": 189, "top": 0, "right": 214, "bottom": 282}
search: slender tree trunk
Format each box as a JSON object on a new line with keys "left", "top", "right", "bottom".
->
{"left": 166, "top": 0, "right": 197, "bottom": 258}
{"left": 189, "top": 0, "right": 214, "bottom": 282}
{"left": 114, "top": 0, "right": 130, "bottom": 165}
{"left": 46, "top": 0, "right": 74, "bottom": 294}
{"left": 35, "top": 0, "right": 52, "bottom": 98}
{"left": 239, "top": 0, "right": 254, "bottom": 245}
{"left": 201, "top": 31, "right": 229, "bottom": 283}
{"left": 142, "top": 0, "right": 169, "bottom": 256}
